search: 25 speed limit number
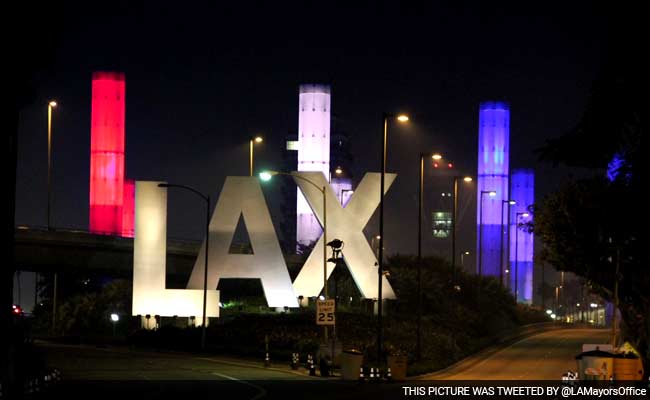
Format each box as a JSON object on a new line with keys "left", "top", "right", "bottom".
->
{"left": 316, "top": 299, "right": 335, "bottom": 325}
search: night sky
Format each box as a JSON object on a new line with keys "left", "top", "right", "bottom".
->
{"left": 15, "top": 1, "right": 608, "bottom": 271}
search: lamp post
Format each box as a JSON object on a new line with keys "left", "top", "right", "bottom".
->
{"left": 158, "top": 183, "right": 210, "bottom": 351}
{"left": 47, "top": 100, "right": 57, "bottom": 231}
{"left": 452, "top": 176, "right": 473, "bottom": 281}
{"left": 249, "top": 136, "right": 263, "bottom": 177}
{"left": 514, "top": 211, "right": 529, "bottom": 302}
{"left": 110, "top": 313, "right": 119, "bottom": 337}
{"left": 260, "top": 170, "right": 329, "bottom": 318}
{"left": 500, "top": 200, "right": 516, "bottom": 287}
{"left": 478, "top": 190, "right": 496, "bottom": 278}
{"left": 378, "top": 112, "right": 409, "bottom": 365}
{"left": 460, "top": 251, "right": 470, "bottom": 269}
{"left": 47, "top": 100, "right": 58, "bottom": 334}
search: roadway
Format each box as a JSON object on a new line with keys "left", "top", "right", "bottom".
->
{"left": 40, "top": 342, "right": 322, "bottom": 400}
{"left": 421, "top": 328, "right": 611, "bottom": 380}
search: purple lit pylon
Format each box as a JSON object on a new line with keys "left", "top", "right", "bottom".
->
{"left": 510, "top": 169, "right": 534, "bottom": 304}
{"left": 476, "top": 102, "right": 510, "bottom": 279}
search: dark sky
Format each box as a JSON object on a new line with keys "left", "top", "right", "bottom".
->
{"left": 16, "top": 0, "right": 609, "bottom": 268}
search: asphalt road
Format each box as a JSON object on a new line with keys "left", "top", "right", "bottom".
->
{"left": 41, "top": 342, "right": 309, "bottom": 381}
{"left": 422, "top": 328, "right": 611, "bottom": 380}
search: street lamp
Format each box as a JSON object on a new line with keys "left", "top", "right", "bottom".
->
{"left": 110, "top": 313, "right": 119, "bottom": 337}
{"left": 514, "top": 211, "right": 529, "bottom": 302}
{"left": 416, "top": 152, "right": 444, "bottom": 360}
{"left": 478, "top": 190, "right": 496, "bottom": 277}
{"left": 47, "top": 100, "right": 58, "bottom": 335}
{"left": 47, "top": 100, "right": 57, "bottom": 230}
{"left": 260, "top": 170, "right": 331, "bottom": 350}
{"left": 378, "top": 112, "right": 409, "bottom": 365}
{"left": 249, "top": 136, "right": 263, "bottom": 177}
{"left": 158, "top": 183, "right": 210, "bottom": 351}
{"left": 500, "top": 200, "right": 516, "bottom": 287}
{"left": 451, "top": 175, "right": 473, "bottom": 281}
{"left": 460, "top": 251, "right": 470, "bottom": 269}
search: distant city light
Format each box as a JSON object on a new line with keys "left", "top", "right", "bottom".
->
{"left": 318, "top": 295, "right": 325, "bottom": 301}
{"left": 110, "top": 313, "right": 119, "bottom": 322}
{"left": 550, "top": 313, "right": 556, "bottom": 319}
{"left": 546, "top": 309, "right": 553, "bottom": 315}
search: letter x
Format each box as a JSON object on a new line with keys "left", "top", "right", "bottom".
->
{"left": 292, "top": 171, "right": 397, "bottom": 300}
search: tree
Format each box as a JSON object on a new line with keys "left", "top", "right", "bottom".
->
{"left": 534, "top": 9, "right": 648, "bottom": 375}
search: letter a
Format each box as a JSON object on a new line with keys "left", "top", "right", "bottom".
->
{"left": 187, "top": 177, "right": 298, "bottom": 308}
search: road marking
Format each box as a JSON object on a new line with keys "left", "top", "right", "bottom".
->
{"left": 211, "top": 372, "right": 266, "bottom": 400}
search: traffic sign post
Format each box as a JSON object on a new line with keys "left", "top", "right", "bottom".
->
{"left": 316, "top": 299, "right": 335, "bottom": 326}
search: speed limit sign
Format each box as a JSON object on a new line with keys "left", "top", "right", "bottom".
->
{"left": 316, "top": 299, "right": 335, "bottom": 326}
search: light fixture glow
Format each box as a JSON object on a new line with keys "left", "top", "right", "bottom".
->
{"left": 49, "top": 101, "right": 57, "bottom": 107}
{"left": 259, "top": 171, "right": 274, "bottom": 181}
{"left": 463, "top": 176, "right": 473, "bottom": 182}
{"left": 432, "top": 154, "right": 442, "bottom": 160}
{"left": 110, "top": 313, "right": 119, "bottom": 322}
{"left": 254, "top": 136, "right": 263, "bottom": 143}
{"left": 546, "top": 309, "right": 553, "bottom": 315}
{"left": 521, "top": 212, "right": 529, "bottom": 218}
{"left": 509, "top": 200, "right": 516, "bottom": 205}
{"left": 488, "top": 191, "right": 497, "bottom": 197}
{"left": 335, "top": 166, "right": 343, "bottom": 175}
{"left": 396, "top": 114, "right": 409, "bottom": 122}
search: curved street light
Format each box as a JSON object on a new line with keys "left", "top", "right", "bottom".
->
{"left": 158, "top": 183, "right": 210, "bottom": 351}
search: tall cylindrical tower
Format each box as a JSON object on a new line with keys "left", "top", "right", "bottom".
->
{"left": 296, "top": 84, "right": 331, "bottom": 246}
{"left": 510, "top": 169, "right": 534, "bottom": 303}
{"left": 476, "top": 101, "right": 510, "bottom": 278}
{"left": 89, "top": 71, "right": 126, "bottom": 235}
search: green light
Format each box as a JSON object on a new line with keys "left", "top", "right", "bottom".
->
{"left": 259, "top": 172, "right": 273, "bottom": 181}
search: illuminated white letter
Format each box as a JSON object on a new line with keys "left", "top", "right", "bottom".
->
{"left": 292, "top": 172, "right": 397, "bottom": 300}
{"left": 132, "top": 181, "right": 219, "bottom": 320}
{"left": 187, "top": 177, "right": 298, "bottom": 308}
